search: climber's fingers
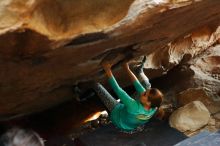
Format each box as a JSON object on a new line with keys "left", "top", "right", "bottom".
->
{"left": 100, "top": 51, "right": 124, "bottom": 67}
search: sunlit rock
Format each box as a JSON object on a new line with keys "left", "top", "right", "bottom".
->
{"left": 169, "top": 101, "right": 210, "bottom": 132}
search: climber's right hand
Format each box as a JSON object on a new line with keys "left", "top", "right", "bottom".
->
{"left": 101, "top": 61, "right": 113, "bottom": 70}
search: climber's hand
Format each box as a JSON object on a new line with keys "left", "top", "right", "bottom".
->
{"left": 101, "top": 60, "right": 114, "bottom": 77}
{"left": 101, "top": 61, "right": 113, "bottom": 70}
{"left": 122, "top": 62, "right": 129, "bottom": 70}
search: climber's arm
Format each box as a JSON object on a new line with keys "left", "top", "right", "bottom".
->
{"left": 135, "top": 56, "right": 151, "bottom": 90}
{"left": 102, "top": 63, "right": 136, "bottom": 109}
{"left": 123, "top": 63, "right": 145, "bottom": 95}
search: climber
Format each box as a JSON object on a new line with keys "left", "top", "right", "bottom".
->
{"left": 83, "top": 56, "right": 164, "bottom": 132}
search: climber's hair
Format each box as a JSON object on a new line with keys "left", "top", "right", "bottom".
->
{"left": 0, "top": 128, "right": 44, "bottom": 146}
{"left": 148, "top": 88, "right": 163, "bottom": 108}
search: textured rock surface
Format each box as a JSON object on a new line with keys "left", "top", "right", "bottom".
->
{"left": 169, "top": 101, "right": 211, "bottom": 132}
{"left": 176, "top": 87, "right": 220, "bottom": 114}
{"left": 164, "top": 44, "right": 220, "bottom": 114}
{"left": 0, "top": 0, "right": 220, "bottom": 120}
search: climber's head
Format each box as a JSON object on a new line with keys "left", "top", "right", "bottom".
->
{"left": 140, "top": 88, "right": 163, "bottom": 109}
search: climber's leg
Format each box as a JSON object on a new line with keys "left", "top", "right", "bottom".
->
{"left": 92, "top": 82, "right": 118, "bottom": 112}
{"left": 134, "top": 56, "right": 151, "bottom": 89}
{"left": 74, "top": 81, "right": 118, "bottom": 111}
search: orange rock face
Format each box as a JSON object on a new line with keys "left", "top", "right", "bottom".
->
{"left": 0, "top": 0, "right": 220, "bottom": 120}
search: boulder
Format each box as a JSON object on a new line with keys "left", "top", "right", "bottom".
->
{"left": 169, "top": 101, "right": 210, "bottom": 132}
{"left": 176, "top": 88, "right": 220, "bottom": 114}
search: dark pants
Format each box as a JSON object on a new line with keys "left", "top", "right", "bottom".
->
{"left": 92, "top": 83, "right": 118, "bottom": 112}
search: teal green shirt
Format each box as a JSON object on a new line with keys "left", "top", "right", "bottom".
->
{"left": 108, "top": 76, "right": 157, "bottom": 131}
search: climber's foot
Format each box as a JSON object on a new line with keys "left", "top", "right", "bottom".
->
{"left": 73, "top": 81, "right": 96, "bottom": 102}
{"left": 134, "top": 56, "right": 147, "bottom": 74}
